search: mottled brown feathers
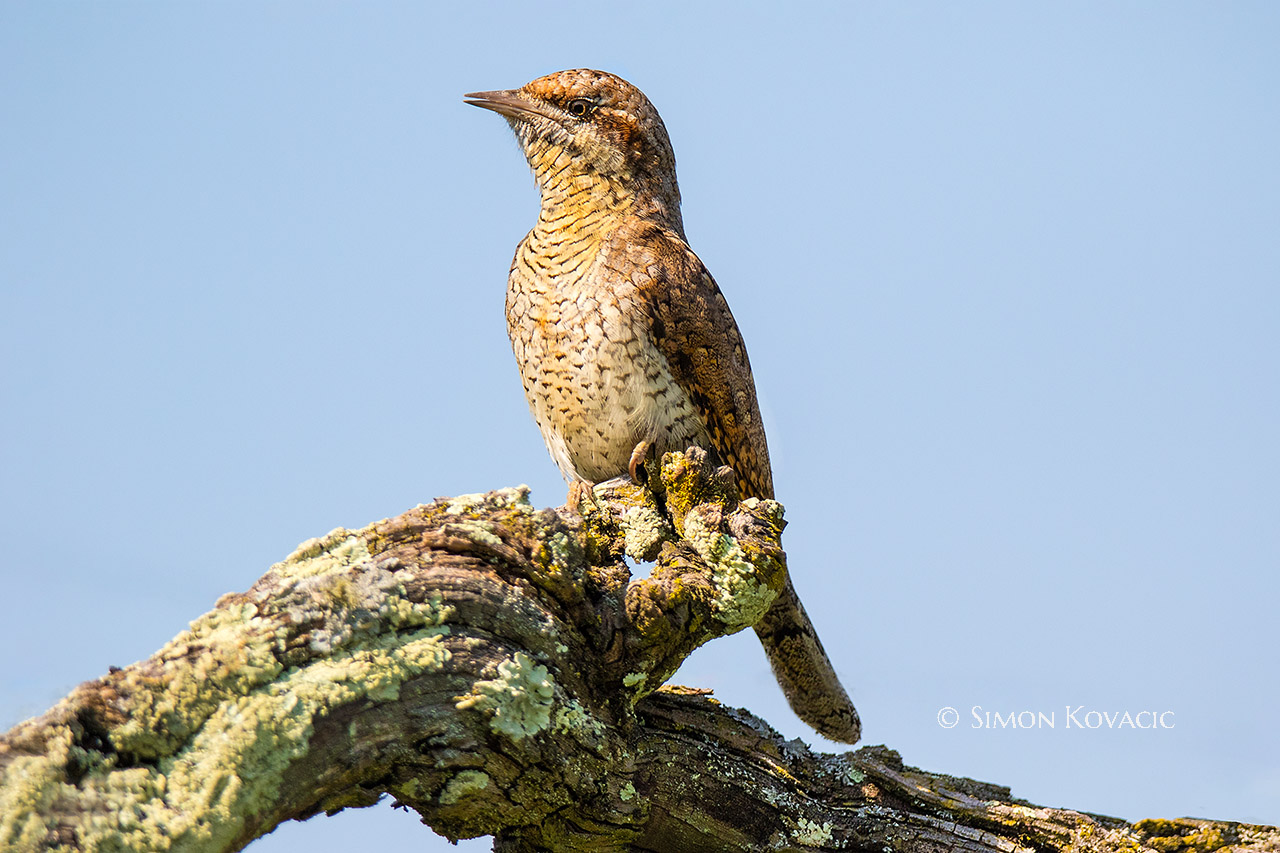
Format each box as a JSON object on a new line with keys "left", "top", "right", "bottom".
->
{"left": 615, "top": 220, "right": 774, "bottom": 501}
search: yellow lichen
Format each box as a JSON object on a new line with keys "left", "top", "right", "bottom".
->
{"left": 1136, "top": 819, "right": 1233, "bottom": 853}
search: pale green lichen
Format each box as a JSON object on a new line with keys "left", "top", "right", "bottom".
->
{"left": 0, "top": 623, "right": 453, "bottom": 853}
{"left": 0, "top": 518, "right": 461, "bottom": 853}
{"left": 619, "top": 781, "right": 637, "bottom": 802}
{"left": 107, "top": 552, "right": 453, "bottom": 763}
{"left": 0, "top": 726, "right": 75, "bottom": 850}
{"left": 444, "top": 486, "right": 531, "bottom": 516}
{"left": 277, "top": 528, "right": 373, "bottom": 580}
{"left": 109, "top": 606, "right": 289, "bottom": 760}
{"left": 438, "top": 770, "right": 492, "bottom": 806}
{"left": 154, "top": 626, "right": 450, "bottom": 849}
{"left": 456, "top": 652, "right": 555, "bottom": 741}
{"left": 446, "top": 520, "right": 506, "bottom": 551}
{"left": 792, "top": 817, "right": 836, "bottom": 847}
{"left": 550, "top": 701, "right": 599, "bottom": 732}
{"left": 621, "top": 504, "right": 667, "bottom": 562}
{"left": 681, "top": 509, "right": 777, "bottom": 629}
{"left": 550, "top": 698, "right": 608, "bottom": 756}
{"left": 383, "top": 591, "right": 456, "bottom": 632}
{"left": 622, "top": 672, "right": 647, "bottom": 688}
{"left": 740, "top": 496, "right": 785, "bottom": 528}
{"left": 822, "top": 755, "right": 865, "bottom": 787}
{"left": 301, "top": 569, "right": 454, "bottom": 656}
{"left": 533, "top": 529, "right": 587, "bottom": 591}
{"left": 544, "top": 531, "right": 578, "bottom": 569}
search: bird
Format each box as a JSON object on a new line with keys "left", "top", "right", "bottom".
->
{"left": 465, "top": 69, "right": 861, "bottom": 744}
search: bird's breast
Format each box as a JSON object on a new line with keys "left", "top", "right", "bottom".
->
{"left": 507, "top": 230, "right": 708, "bottom": 484}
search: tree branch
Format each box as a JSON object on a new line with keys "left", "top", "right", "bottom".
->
{"left": 2, "top": 449, "right": 1275, "bottom": 852}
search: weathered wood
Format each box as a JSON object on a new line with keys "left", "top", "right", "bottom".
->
{"left": 2, "top": 449, "right": 1275, "bottom": 852}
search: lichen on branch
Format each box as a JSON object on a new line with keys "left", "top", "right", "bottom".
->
{"left": 1, "top": 448, "right": 1275, "bottom": 853}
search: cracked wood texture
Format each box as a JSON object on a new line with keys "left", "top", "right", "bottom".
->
{"left": 1, "top": 448, "right": 1275, "bottom": 852}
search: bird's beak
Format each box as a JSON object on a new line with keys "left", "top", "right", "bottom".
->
{"left": 464, "top": 89, "right": 554, "bottom": 122}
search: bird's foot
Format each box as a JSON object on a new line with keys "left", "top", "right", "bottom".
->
{"left": 564, "top": 480, "right": 597, "bottom": 512}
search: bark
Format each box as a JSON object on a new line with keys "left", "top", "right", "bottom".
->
{"left": 1, "top": 448, "right": 1274, "bottom": 852}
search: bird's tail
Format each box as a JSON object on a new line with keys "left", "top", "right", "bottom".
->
{"left": 753, "top": 576, "right": 861, "bottom": 743}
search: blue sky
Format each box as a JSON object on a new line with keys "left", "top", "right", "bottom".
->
{"left": 2, "top": 2, "right": 1277, "bottom": 849}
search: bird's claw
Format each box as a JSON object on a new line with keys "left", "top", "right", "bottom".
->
{"left": 628, "top": 440, "right": 652, "bottom": 487}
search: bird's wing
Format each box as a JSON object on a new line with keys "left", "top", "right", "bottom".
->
{"left": 610, "top": 223, "right": 862, "bottom": 744}
{"left": 613, "top": 222, "right": 774, "bottom": 500}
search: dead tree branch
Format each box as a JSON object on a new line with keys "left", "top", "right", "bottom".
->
{"left": 2, "top": 449, "right": 1275, "bottom": 852}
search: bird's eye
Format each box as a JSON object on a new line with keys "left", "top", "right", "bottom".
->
{"left": 566, "top": 98, "right": 593, "bottom": 118}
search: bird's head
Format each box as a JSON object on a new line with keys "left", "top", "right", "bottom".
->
{"left": 466, "top": 69, "right": 682, "bottom": 227}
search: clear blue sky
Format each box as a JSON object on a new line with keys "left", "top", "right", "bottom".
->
{"left": 3, "top": 2, "right": 1277, "bottom": 848}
